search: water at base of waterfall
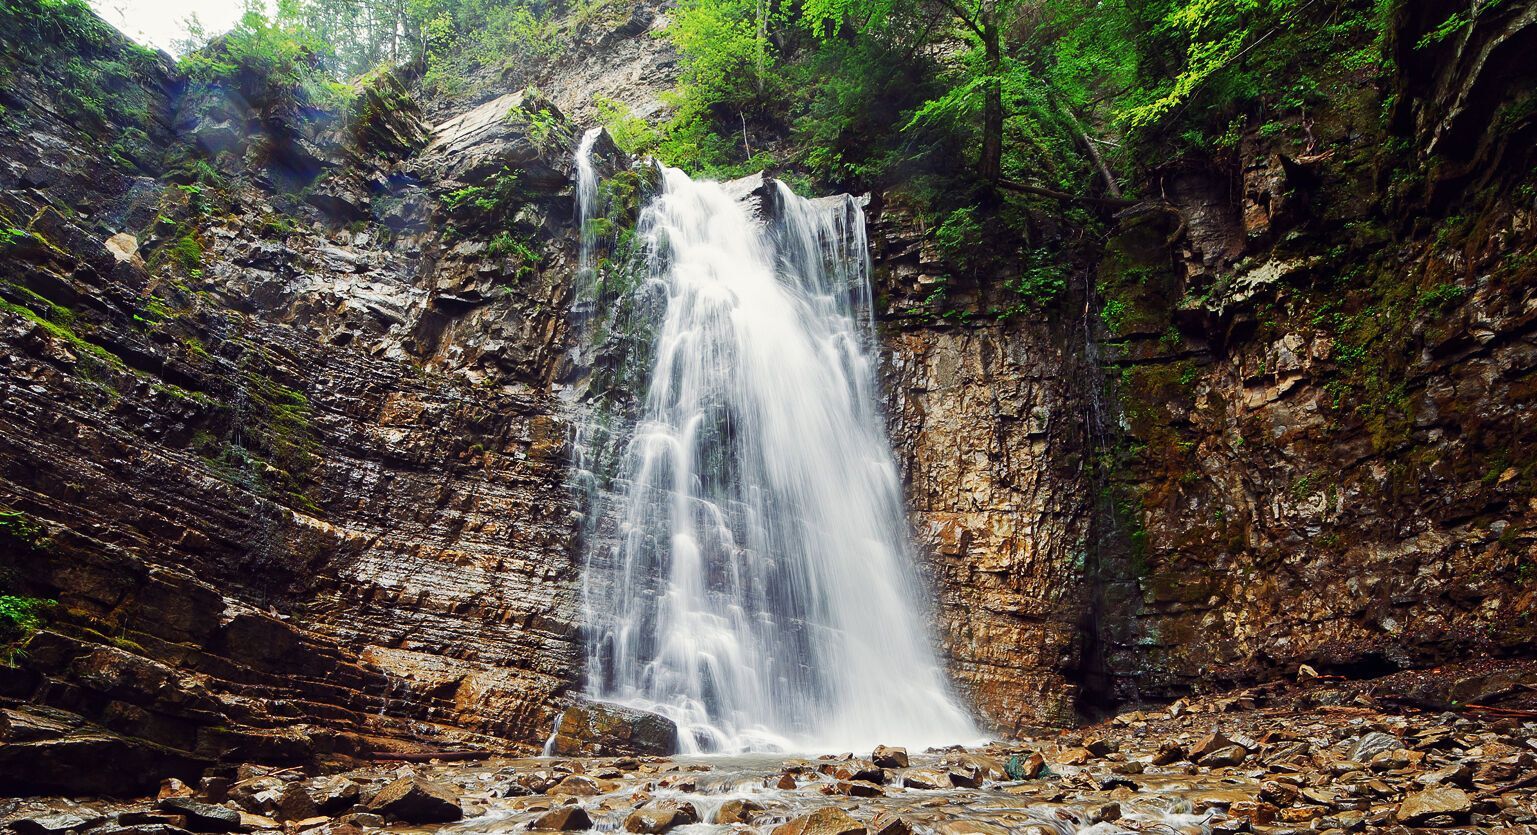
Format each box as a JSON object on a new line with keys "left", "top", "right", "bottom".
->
{"left": 569, "top": 129, "right": 977, "bottom": 755}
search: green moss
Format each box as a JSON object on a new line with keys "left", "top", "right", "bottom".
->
{"left": 0, "top": 294, "right": 125, "bottom": 373}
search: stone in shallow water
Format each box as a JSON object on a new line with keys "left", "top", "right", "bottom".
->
{"left": 546, "top": 702, "right": 678, "bottom": 757}
{"left": 365, "top": 776, "right": 463, "bottom": 823}
{"left": 901, "top": 769, "right": 952, "bottom": 790}
{"left": 871, "top": 745, "right": 908, "bottom": 768}
{"left": 527, "top": 805, "right": 592, "bottom": 831}
{"left": 714, "top": 799, "right": 764, "bottom": 825}
{"left": 623, "top": 799, "right": 698, "bottom": 833}
{"left": 771, "top": 807, "right": 868, "bottom": 835}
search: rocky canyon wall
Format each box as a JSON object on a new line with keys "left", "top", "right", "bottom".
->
{"left": 872, "top": 0, "right": 1537, "bottom": 733}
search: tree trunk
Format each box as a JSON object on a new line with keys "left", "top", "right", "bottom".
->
{"left": 979, "top": 10, "right": 1003, "bottom": 185}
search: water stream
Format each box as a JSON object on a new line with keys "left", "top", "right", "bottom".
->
{"left": 570, "top": 134, "right": 975, "bottom": 754}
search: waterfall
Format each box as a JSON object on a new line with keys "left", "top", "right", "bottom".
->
{"left": 571, "top": 140, "right": 976, "bottom": 754}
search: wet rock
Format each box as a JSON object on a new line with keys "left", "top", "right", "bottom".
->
{"left": 277, "top": 783, "right": 320, "bottom": 822}
{"left": 1188, "top": 732, "right": 1235, "bottom": 761}
{"left": 1348, "top": 731, "right": 1403, "bottom": 762}
{"left": 229, "top": 777, "right": 285, "bottom": 815}
{"left": 157, "top": 798, "right": 242, "bottom": 832}
{"left": 1416, "top": 764, "right": 1473, "bottom": 787}
{"left": 1005, "top": 752, "right": 1045, "bottom": 779}
{"left": 199, "top": 777, "right": 230, "bottom": 804}
{"left": 307, "top": 776, "right": 362, "bottom": 814}
{"left": 837, "top": 780, "right": 884, "bottom": 797}
{"left": 831, "top": 760, "right": 884, "bottom": 783}
{"left": 870, "top": 813, "right": 912, "bottom": 835}
{"left": 947, "top": 764, "right": 983, "bottom": 788}
{"left": 1090, "top": 802, "right": 1121, "bottom": 823}
{"left": 547, "top": 775, "right": 602, "bottom": 796}
{"left": 901, "top": 769, "right": 952, "bottom": 790}
{"left": 1083, "top": 737, "right": 1116, "bottom": 757}
{"left": 771, "top": 807, "right": 868, "bottom": 835}
{"left": 365, "top": 776, "right": 463, "bottom": 823}
{"left": 546, "top": 703, "right": 679, "bottom": 758}
{"left": 1198, "top": 745, "right": 1248, "bottom": 767}
{"left": 713, "top": 799, "right": 764, "bottom": 824}
{"left": 527, "top": 806, "right": 592, "bottom": 831}
{"left": 774, "top": 772, "right": 799, "bottom": 790}
{"left": 623, "top": 799, "right": 698, "bottom": 833}
{"left": 12, "top": 812, "right": 107, "bottom": 835}
{"left": 871, "top": 745, "right": 909, "bottom": 768}
{"left": 1151, "top": 742, "right": 1187, "bottom": 765}
{"left": 1396, "top": 786, "right": 1472, "bottom": 824}
{"left": 1057, "top": 747, "right": 1093, "bottom": 765}
{"left": 159, "top": 778, "right": 195, "bottom": 800}
{"left": 932, "top": 823, "right": 1010, "bottom": 835}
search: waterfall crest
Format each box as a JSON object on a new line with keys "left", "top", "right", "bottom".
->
{"left": 571, "top": 138, "right": 976, "bottom": 754}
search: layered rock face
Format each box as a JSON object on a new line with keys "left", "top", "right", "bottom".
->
{"left": 0, "top": 7, "right": 629, "bottom": 791}
{"left": 872, "top": 0, "right": 1537, "bottom": 730}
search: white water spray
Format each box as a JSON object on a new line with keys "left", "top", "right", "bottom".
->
{"left": 572, "top": 139, "right": 975, "bottom": 754}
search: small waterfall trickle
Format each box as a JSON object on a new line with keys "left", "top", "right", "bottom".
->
{"left": 569, "top": 138, "right": 976, "bottom": 754}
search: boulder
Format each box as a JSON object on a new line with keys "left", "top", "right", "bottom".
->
{"left": 832, "top": 759, "right": 884, "bottom": 783}
{"left": 1348, "top": 731, "right": 1403, "bottom": 762}
{"left": 547, "top": 774, "right": 602, "bottom": 796}
{"left": 901, "top": 769, "right": 952, "bottom": 790}
{"left": 12, "top": 813, "right": 106, "bottom": 835}
{"left": 1396, "top": 786, "right": 1472, "bottom": 824}
{"left": 157, "top": 798, "right": 241, "bottom": 832}
{"left": 1151, "top": 743, "right": 1187, "bottom": 765}
{"left": 1004, "top": 752, "right": 1045, "bottom": 779}
{"left": 366, "top": 776, "right": 463, "bottom": 823}
{"left": 771, "top": 807, "right": 868, "bottom": 835}
{"left": 528, "top": 806, "right": 593, "bottom": 831}
{"left": 871, "top": 745, "right": 908, "bottom": 768}
{"left": 545, "top": 702, "right": 678, "bottom": 757}
{"left": 870, "top": 813, "right": 912, "bottom": 835}
{"left": 1198, "top": 745, "right": 1248, "bottom": 767}
{"left": 623, "top": 799, "right": 698, "bottom": 833}
{"left": 714, "top": 799, "right": 764, "bottom": 824}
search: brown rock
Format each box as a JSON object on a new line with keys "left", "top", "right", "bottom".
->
{"left": 870, "top": 813, "right": 912, "bottom": 835}
{"left": 528, "top": 806, "right": 593, "bottom": 831}
{"left": 1396, "top": 786, "right": 1472, "bottom": 824}
{"left": 837, "top": 780, "right": 884, "bottom": 797}
{"left": 159, "top": 778, "right": 195, "bottom": 800}
{"left": 901, "top": 769, "right": 951, "bottom": 790}
{"left": 1150, "top": 743, "right": 1187, "bottom": 765}
{"left": 713, "top": 799, "right": 763, "bottom": 824}
{"left": 366, "top": 776, "right": 463, "bottom": 823}
{"left": 771, "top": 807, "right": 868, "bottom": 835}
{"left": 775, "top": 772, "right": 798, "bottom": 790}
{"left": 1188, "top": 732, "right": 1234, "bottom": 761}
{"left": 623, "top": 800, "right": 698, "bottom": 833}
{"left": 871, "top": 745, "right": 908, "bottom": 768}
{"left": 546, "top": 703, "right": 679, "bottom": 758}
{"left": 547, "top": 774, "right": 602, "bottom": 796}
{"left": 1198, "top": 745, "right": 1247, "bottom": 767}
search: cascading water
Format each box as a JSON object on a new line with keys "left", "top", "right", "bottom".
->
{"left": 571, "top": 135, "right": 976, "bottom": 754}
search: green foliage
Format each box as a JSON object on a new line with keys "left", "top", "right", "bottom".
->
{"left": 506, "top": 98, "right": 564, "bottom": 155}
{"left": 179, "top": 5, "right": 352, "bottom": 112}
{"left": 0, "top": 596, "right": 53, "bottom": 657}
{"left": 593, "top": 96, "right": 660, "bottom": 156}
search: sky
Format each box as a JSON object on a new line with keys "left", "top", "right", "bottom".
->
{"left": 88, "top": 0, "right": 260, "bottom": 54}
